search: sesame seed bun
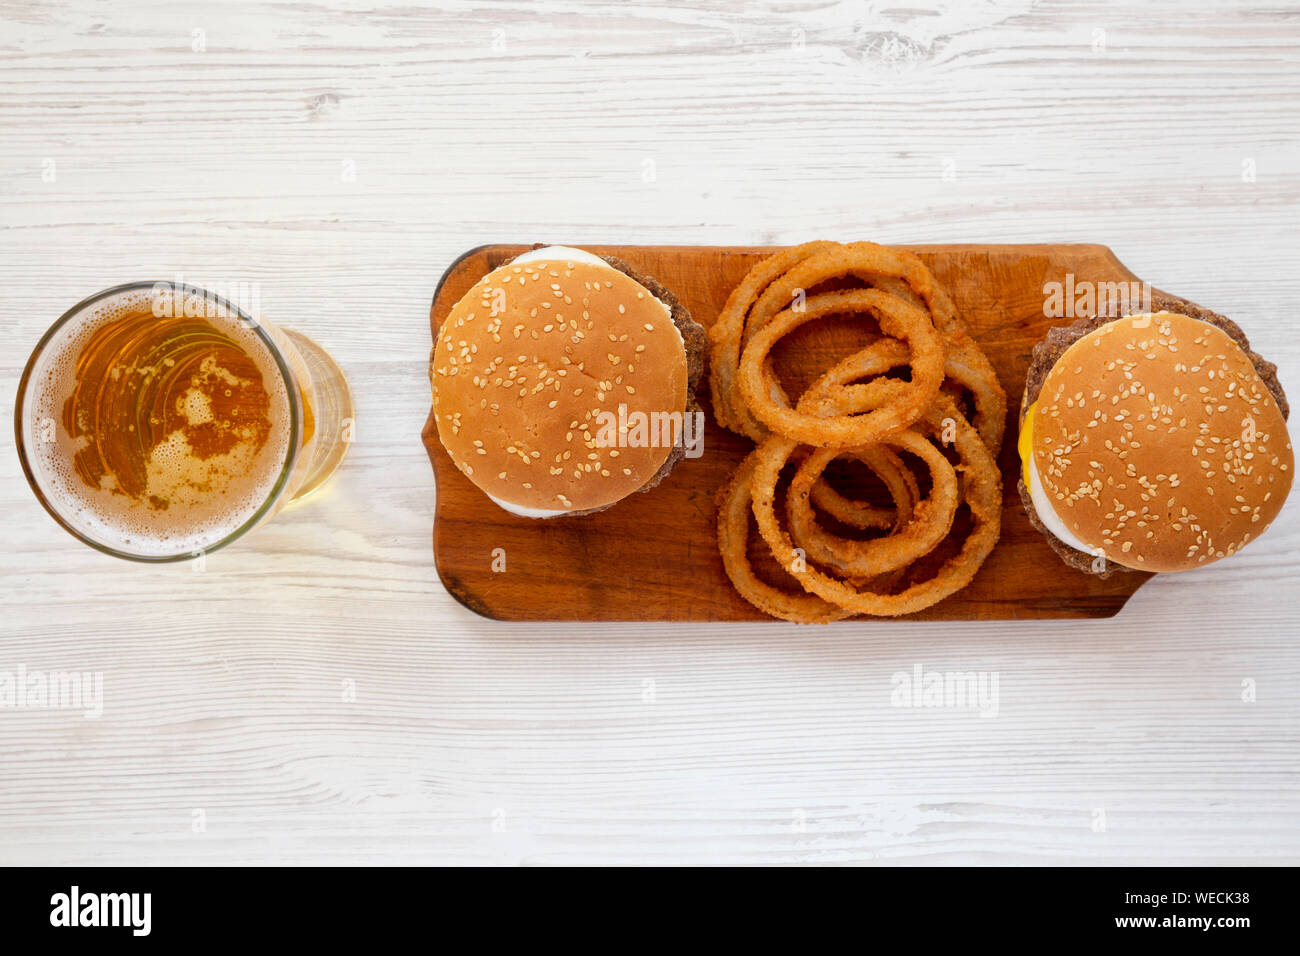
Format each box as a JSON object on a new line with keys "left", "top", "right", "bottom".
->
{"left": 1024, "top": 310, "right": 1293, "bottom": 573}
{"left": 430, "top": 248, "right": 705, "bottom": 517}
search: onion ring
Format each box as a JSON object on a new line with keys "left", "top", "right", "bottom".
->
{"left": 738, "top": 243, "right": 1004, "bottom": 452}
{"left": 940, "top": 344, "right": 1006, "bottom": 455}
{"left": 786, "top": 431, "right": 959, "bottom": 578}
{"left": 750, "top": 395, "right": 1002, "bottom": 617}
{"left": 808, "top": 445, "right": 918, "bottom": 531}
{"left": 716, "top": 451, "right": 852, "bottom": 624}
{"left": 709, "top": 241, "right": 837, "bottom": 440}
{"left": 923, "top": 283, "right": 1005, "bottom": 453}
{"left": 737, "top": 288, "right": 945, "bottom": 448}
{"left": 797, "top": 335, "right": 1006, "bottom": 454}
{"left": 710, "top": 242, "right": 1006, "bottom": 622}
{"left": 741, "top": 242, "right": 949, "bottom": 349}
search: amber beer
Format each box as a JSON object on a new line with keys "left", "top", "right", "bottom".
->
{"left": 16, "top": 282, "right": 352, "bottom": 560}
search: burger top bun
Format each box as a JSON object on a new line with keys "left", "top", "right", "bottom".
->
{"left": 1029, "top": 311, "right": 1293, "bottom": 572}
{"left": 431, "top": 247, "right": 689, "bottom": 517}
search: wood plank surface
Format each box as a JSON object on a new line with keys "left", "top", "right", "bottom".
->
{"left": 1, "top": 0, "right": 1298, "bottom": 866}
{"left": 425, "top": 242, "right": 1156, "bottom": 620}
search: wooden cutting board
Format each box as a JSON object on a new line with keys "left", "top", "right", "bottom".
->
{"left": 422, "top": 243, "right": 1158, "bottom": 621}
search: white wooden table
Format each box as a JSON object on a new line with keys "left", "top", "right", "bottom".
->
{"left": 2, "top": 0, "right": 1297, "bottom": 866}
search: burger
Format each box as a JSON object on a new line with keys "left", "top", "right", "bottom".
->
{"left": 430, "top": 245, "right": 706, "bottom": 518}
{"left": 1018, "top": 294, "right": 1292, "bottom": 576}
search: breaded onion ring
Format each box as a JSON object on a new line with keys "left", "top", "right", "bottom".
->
{"left": 742, "top": 243, "right": 1004, "bottom": 452}
{"left": 709, "top": 241, "right": 837, "bottom": 440}
{"left": 737, "top": 288, "right": 945, "bottom": 448}
{"left": 799, "top": 335, "right": 1006, "bottom": 454}
{"left": 808, "top": 445, "right": 918, "bottom": 532}
{"left": 940, "top": 346, "right": 1006, "bottom": 455}
{"left": 716, "top": 452, "right": 852, "bottom": 624}
{"left": 923, "top": 283, "right": 1005, "bottom": 453}
{"left": 786, "top": 431, "right": 959, "bottom": 578}
{"left": 750, "top": 396, "right": 1002, "bottom": 617}
{"left": 741, "top": 242, "right": 948, "bottom": 347}
{"left": 710, "top": 242, "right": 1006, "bottom": 622}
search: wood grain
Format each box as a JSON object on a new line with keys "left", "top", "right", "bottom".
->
{"left": 2, "top": 0, "right": 1299, "bottom": 866}
{"left": 424, "top": 243, "right": 1156, "bottom": 621}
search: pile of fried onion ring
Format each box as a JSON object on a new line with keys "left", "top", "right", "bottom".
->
{"left": 710, "top": 242, "right": 1007, "bottom": 622}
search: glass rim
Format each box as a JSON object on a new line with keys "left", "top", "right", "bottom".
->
{"left": 13, "top": 280, "right": 303, "bottom": 563}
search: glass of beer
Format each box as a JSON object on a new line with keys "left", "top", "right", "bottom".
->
{"left": 14, "top": 282, "right": 354, "bottom": 561}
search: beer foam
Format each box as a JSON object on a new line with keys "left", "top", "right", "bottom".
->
{"left": 23, "top": 286, "right": 295, "bottom": 557}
